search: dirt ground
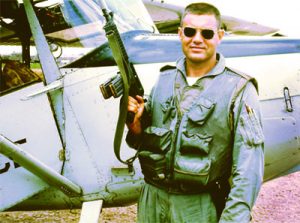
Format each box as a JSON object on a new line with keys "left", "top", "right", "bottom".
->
{"left": 1, "top": 171, "right": 300, "bottom": 223}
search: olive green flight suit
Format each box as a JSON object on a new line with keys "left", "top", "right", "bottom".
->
{"left": 127, "top": 54, "right": 264, "bottom": 223}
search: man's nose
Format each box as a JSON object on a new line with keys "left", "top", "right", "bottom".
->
{"left": 192, "top": 31, "right": 204, "bottom": 43}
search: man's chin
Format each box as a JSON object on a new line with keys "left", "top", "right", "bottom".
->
{"left": 188, "top": 56, "right": 207, "bottom": 63}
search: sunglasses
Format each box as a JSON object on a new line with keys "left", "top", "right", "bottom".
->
{"left": 183, "top": 27, "right": 216, "bottom": 40}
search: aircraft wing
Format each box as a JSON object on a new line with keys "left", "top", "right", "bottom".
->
{"left": 143, "top": 0, "right": 280, "bottom": 36}
{"left": 221, "top": 15, "right": 279, "bottom": 36}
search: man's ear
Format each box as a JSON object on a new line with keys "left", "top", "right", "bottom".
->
{"left": 178, "top": 27, "right": 183, "bottom": 40}
{"left": 217, "top": 29, "right": 225, "bottom": 41}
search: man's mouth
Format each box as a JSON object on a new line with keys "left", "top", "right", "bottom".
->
{"left": 190, "top": 46, "right": 205, "bottom": 52}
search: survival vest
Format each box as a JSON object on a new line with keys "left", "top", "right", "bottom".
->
{"left": 141, "top": 65, "right": 257, "bottom": 188}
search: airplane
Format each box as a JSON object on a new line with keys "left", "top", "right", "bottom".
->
{"left": 0, "top": 0, "right": 283, "bottom": 66}
{"left": 0, "top": 0, "right": 299, "bottom": 222}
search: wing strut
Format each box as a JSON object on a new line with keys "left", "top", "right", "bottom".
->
{"left": 22, "top": 0, "right": 65, "bottom": 146}
{"left": 0, "top": 135, "right": 82, "bottom": 196}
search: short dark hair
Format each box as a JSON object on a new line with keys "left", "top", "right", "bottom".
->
{"left": 181, "top": 2, "right": 222, "bottom": 28}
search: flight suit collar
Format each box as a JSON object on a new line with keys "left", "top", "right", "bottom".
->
{"left": 176, "top": 53, "right": 226, "bottom": 79}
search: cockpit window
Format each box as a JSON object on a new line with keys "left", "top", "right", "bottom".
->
{"left": 30, "top": 0, "right": 157, "bottom": 66}
{"left": 54, "top": 0, "right": 157, "bottom": 47}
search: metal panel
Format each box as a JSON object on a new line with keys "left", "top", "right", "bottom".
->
{"left": 62, "top": 66, "right": 143, "bottom": 194}
{"left": 0, "top": 83, "right": 63, "bottom": 211}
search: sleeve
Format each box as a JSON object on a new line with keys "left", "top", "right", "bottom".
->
{"left": 219, "top": 82, "right": 265, "bottom": 223}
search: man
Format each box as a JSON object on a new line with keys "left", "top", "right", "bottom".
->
{"left": 126, "top": 2, "right": 264, "bottom": 222}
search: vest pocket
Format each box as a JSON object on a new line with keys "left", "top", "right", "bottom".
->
{"left": 180, "top": 131, "right": 212, "bottom": 154}
{"left": 138, "top": 151, "right": 166, "bottom": 180}
{"left": 173, "top": 154, "right": 211, "bottom": 186}
{"left": 142, "top": 126, "right": 172, "bottom": 153}
{"left": 187, "top": 97, "right": 215, "bottom": 126}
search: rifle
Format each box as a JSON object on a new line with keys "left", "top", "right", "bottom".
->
{"left": 99, "top": 0, "right": 144, "bottom": 168}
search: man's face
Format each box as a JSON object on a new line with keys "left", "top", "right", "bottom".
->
{"left": 178, "top": 13, "right": 224, "bottom": 64}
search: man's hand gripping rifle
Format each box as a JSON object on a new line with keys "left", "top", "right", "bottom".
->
{"left": 99, "top": 0, "right": 144, "bottom": 167}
